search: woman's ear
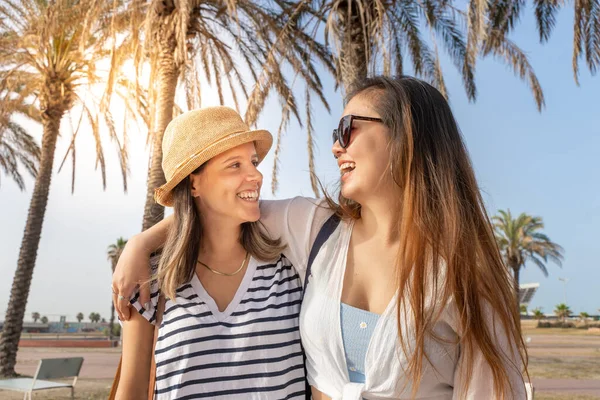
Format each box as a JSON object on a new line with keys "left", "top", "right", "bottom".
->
{"left": 189, "top": 174, "right": 202, "bottom": 198}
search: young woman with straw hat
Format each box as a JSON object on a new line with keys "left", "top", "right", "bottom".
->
{"left": 114, "top": 76, "right": 528, "bottom": 399}
{"left": 114, "top": 107, "right": 309, "bottom": 399}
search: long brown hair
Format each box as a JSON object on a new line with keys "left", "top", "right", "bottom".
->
{"left": 326, "top": 76, "right": 528, "bottom": 398}
{"left": 156, "top": 164, "right": 285, "bottom": 300}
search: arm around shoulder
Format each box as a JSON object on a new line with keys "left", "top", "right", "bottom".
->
{"left": 259, "top": 197, "right": 334, "bottom": 268}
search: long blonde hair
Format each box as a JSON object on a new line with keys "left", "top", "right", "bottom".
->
{"left": 156, "top": 165, "right": 285, "bottom": 300}
{"left": 326, "top": 76, "right": 528, "bottom": 398}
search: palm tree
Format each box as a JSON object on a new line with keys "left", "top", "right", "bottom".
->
{"left": 520, "top": 305, "right": 528, "bottom": 315}
{"left": 40, "top": 316, "right": 48, "bottom": 324}
{"left": 260, "top": 0, "right": 600, "bottom": 192}
{"left": 119, "top": 1, "right": 333, "bottom": 230}
{"left": 89, "top": 313, "right": 99, "bottom": 323}
{"left": 107, "top": 237, "right": 128, "bottom": 341}
{"left": 493, "top": 210, "right": 564, "bottom": 309}
{"left": 76, "top": 313, "right": 84, "bottom": 323}
{"left": 532, "top": 307, "right": 545, "bottom": 322}
{"left": 579, "top": 312, "right": 590, "bottom": 323}
{"left": 31, "top": 312, "right": 40, "bottom": 323}
{"left": 312, "top": 0, "right": 599, "bottom": 106}
{"left": 0, "top": 101, "right": 41, "bottom": 190}
{"left": 307, "top": 0, "right": 540, "bottom": 107}
{"left": 554, "top": 303, "right": 571, "bottom": 323}
{"left": 0, "top": 0, "right": 137, "bottom": 377}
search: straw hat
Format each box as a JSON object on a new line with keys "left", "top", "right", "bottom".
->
{"left": 154, "top": 106, "right": 272, "bottom": 207}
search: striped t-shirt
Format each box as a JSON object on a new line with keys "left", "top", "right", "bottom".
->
{"left": 130, "top": 254, "right": 306, "bottom": 399}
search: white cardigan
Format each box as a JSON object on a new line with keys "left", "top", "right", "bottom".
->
{"left": 260, "top": 197, "right": 526, "bottom": 400}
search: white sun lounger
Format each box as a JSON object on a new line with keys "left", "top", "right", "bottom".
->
{"left": 0, "top": 357, "right": 83, "bottom": 400}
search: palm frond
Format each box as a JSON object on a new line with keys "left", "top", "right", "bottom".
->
{"left": 583, "top": 0, "right": 600, "bottom": 74}
{"left": 0, "top": 119, "right": 40, "bottom": 190}
{"left": 489, "top": 37, "right": 545, "bottom": 110}
{"left": 270, "top": 100, "right": 291, "bottom": 194}
{"left": 534, "top": 0, "right": 562, "bottom": 42}
{"left": 305, "top": 86, "right": 319, "bottom": 197}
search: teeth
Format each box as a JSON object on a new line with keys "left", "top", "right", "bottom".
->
{"left": 237, "top": 190, "right": 259, "bottom": 200}
{"left": 339, "top": 162, "right": 356, "bottom": 174}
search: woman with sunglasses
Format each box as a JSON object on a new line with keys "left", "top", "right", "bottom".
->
{"left": 113, "top": 76, "right": 528, "bottom": 399}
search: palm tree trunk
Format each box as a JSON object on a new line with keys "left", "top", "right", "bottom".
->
{"left": 109, "top": 261, "right": 115, "bottom": 342}
{"left": 141, "top": 39, "right": 179, "bottom": 231}
{"left": 0, "top": 109, "right": 64, "bottom": 377}
{"left": 337, "top": 4, "right": 368, "bottom": 95}
{"left": 109, "top": 303, "right": 115, "bottom": 342}
{"left": 513, "top": 265, "right": 521, "bottom": 314}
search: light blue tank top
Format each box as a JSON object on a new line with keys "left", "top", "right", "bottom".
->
{"left": 340, "top": 303, "right": 380, "bottom": 383}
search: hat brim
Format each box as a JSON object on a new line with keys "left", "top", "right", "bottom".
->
{"left": 154, "top": 129, "right": 272, "bottom": 207}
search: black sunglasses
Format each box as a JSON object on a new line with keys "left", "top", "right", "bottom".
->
{"left": 332, "top": 114, "right": 383, "bottom": 148}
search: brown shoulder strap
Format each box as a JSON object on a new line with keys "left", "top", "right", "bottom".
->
{"left": 147, "top": 294, "right": 166, "bottom": 399}
{"left": 108, "top": 357, "right": 121, "bottom": 399}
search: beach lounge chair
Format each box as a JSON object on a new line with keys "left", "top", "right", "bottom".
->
{"left": 0, "top": 357, "right": 83, "bottom": 400}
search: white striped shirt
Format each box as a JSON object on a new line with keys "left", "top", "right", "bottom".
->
{"left": 130, "top": 254, "right": 306, "bottom": 399}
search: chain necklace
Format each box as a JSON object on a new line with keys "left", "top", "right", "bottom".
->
{"left": 197, "top": 252, "right": 249, "bottom": 277}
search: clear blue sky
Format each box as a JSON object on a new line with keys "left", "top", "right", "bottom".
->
{"left": 0, "top": 6, "right": 597, "bottom": 323}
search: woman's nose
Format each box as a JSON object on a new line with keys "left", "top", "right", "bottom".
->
{"left": 246, "top": 165, "right": 262, "bottom": 185}
{"left": 332, "top": 135, "right": 345, "bottom": 159}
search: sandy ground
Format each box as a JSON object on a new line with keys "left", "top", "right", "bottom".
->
{"left": 0, "top": 329, "right": 598, "bottom": 399}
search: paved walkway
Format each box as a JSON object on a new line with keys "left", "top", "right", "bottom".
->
{"left": 533, "top": 378, "right": 600, "bottom": 396}
{"left": 6, "top": 348, "right": 600, "bottom": 397}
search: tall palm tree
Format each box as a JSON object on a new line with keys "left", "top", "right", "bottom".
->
{"left": 107, "top": 237, "right": 128, "bottom": 341}
{"left": 0, "top": 0, "right": 136, "bottom": 377}
{"left": 121, "top": 0, "right": 333, "bottom": 230}
{"left": 313, "top": 0, "right": 599, "bottom": 106}
{"left": 554, "top": 303, "right": 571, "bottom": 323}
{"left": 260, "top": 0, "right": 599, "bottom": 191}
{"left": 76, "top": 313, "right": 84, "bottom": 323}
{"left": 308, "top": 0, "right": 540, "bottom": 107}
{"left": 0, "top": 101, "right": 41, "bottom": 190}
{"left": 493, "top": 209, "right": 564, "bottom": 309}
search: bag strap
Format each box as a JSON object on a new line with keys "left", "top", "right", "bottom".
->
{"left": 303, "top": 213, "right": 341, "bottom": 294}
{"left": 302, "top": 213, "right": 341, "bottom": 399}
{"left": 148, "top": 294, "right": 166, "bottom": 399}
{"left": 108, "top": 358, "right": 121, "bottom": 399}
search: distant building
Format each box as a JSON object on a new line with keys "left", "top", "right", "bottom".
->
{"left": 0, "top": 322, "right": 50, "bottom": 333}
{"left": 519, "top": 283, "right": 540, "bottom": 309}
{"left": 0, "top": 320, "right": 109, "bottom": 334}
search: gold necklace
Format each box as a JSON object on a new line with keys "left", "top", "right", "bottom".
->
{"left": 197, "top": 252, "right": 249, "bottom": 277}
